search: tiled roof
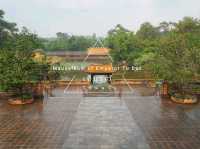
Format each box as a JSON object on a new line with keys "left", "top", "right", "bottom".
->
{"left": 46, "top": 51, "right": 87, "bottom": 56}
{"left": 87, "top": 48, "right": 110, "bottom": 56}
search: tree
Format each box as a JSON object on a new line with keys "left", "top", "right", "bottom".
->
{"left": 151, "top": 17, "right": 200, "bottom": 95}
{"left": 0, "top": 9, "right": 18, "bottom": 48}
{"left": 56, "top": 32, "right": 69, "bottom": 39}
{"left": 43, "top": 34, "right": 96, "bottom": 51}
{"left": 0, "top": 27, "right": 48, "bottom": 99}
{"left": 174, "top": 17, "right": 200, "bottom": 33}
{"left": 136, "top": 22, "right": 159, "bottom": 40}
{"left": 106, "top": 24, "right": 142, "bottom": 65}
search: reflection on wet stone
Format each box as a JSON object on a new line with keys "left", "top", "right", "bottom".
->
{"left": 0, "top": 86, "right": 200, "bottom": 149}
{"left": 62, "top": 97, "right": 150, "bottom": 149}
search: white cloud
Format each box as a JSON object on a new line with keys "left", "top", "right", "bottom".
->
{"left": 33, "top": 0, "right": 106, "bottom": 10}
{"left": 0, "top": 0, "right": 200, "bottom": 37}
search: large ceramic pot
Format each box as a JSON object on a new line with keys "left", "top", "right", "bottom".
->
{"left": 8, "top": 98, "right": 34, "bottom": 105}
{"left": 171, "top": 95, "right": 198, "bottom": 104}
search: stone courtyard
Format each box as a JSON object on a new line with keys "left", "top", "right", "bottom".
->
{"left": 0, "top": 86, "right": 200, "bottom": 149}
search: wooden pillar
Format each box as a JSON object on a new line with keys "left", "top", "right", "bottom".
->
{"left": 107, "top": 74, "right": 111, "bottom": 84}
{"left": 161, "top": 81, "right": 168, "bottom": 96}
{"left": 91, "top": 74, "right": 94, "bottom": 85}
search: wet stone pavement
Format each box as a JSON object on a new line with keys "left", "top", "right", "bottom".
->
{"left": 0, "top": 86, "right": 200, "bottom": 149}
{"left": 63, "top": 97, "right": 149, "bottom": 149}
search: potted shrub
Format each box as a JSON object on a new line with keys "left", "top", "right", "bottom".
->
{"left": 171, "top": 93, "right": 197, "bottom": 104}
{"left": 5, "top": 56, "right": 47, "bottom": 105}
{"left": 8, "top": 88, "right": 34, "bottom": 105}
{"left": 0, "top": 27, "right": 48, "bottom": 105}
{"left": 149, "top": 17, "right": 200, "bottom": 104}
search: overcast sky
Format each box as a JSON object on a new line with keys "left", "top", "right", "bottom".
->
{"left": 0, "top": 0, "right": 200, "bottom": 37}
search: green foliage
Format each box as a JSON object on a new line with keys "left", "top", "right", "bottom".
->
{"left": 43, "top": 34, "right": 97, "bottom": 51}
{"left": 0, "top": 9, "right": 18, "bottom": 48}
{"left": 0, "top": 26, "right": 48, "bottom": 96}
{"left": 152, "top": 17, "right": 200, "bottom": 93}
{"left": 136, "top": 22, "right": 160, "bottom": 40}
{"left": 106, "top": 18, "right": 200, "bottom": 94}
{"left": 1, "top": 9, "right": 200, "bottom": 96}
{"left": 106, "top": 24, "right": 142, "bottom": 64}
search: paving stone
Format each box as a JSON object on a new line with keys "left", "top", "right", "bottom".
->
{"left": 0, "top": 86, "right": 200, "bottom": 149}
{"left": 62, "top": 97, "right": 150, "bottom": 149}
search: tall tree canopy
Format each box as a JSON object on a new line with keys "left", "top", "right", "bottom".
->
{"left": 43, "top": 33, "right": 97, "bottom": 51}
{"left": 136, "top": 22, "right": 160, "bottom": 40}
{"left": 0, "top": 9, "right": 18, "bottom": 48}
{"left": 0, "top": 27, "right": 47, "bottom": 93}
{"left": 0, "top": 10, "right": 48, "bottom": 93}
{"left": 151, "top": 17, "right": 200, "bottom": 93}
{"left": 106, "top": 24, "right": 142, "bottom": 65}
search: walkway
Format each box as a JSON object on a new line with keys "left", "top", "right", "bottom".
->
{"left": 0, "top": 86, "right": 200, "bottom": 149}
{"left": 62, "top": 97, "right": 149, "bottom": 149}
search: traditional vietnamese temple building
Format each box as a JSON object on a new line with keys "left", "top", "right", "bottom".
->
{"left": 84, "top": 47, "right": 114, "bottom": 85}
{"left": 86, "top": 47, "right": 112, "bottom": 63}
{"left": 46, "top": 47, "right": 111, "bottom": 62}
{"left": 83, "top": 47, "right": 116, "bottom": 96}
{"left": 84, "top": 63, "right": 114, "bottom": 85}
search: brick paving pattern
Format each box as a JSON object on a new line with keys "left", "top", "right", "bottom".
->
{"left": 0, "top": 86, "right": 200, "bottom": 149}
{"left": 0, "top": 92, "right": 81, "bottom": 149}
{"left": 124, "top": 95, "right": 200, "bottom": 149}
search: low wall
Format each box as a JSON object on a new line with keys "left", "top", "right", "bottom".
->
{"left": 112, "top": 79, "right": 156, "bottom": 87}
{"left": 40, "top": 79, "right": 156, "bottom": 87}
{"left": 0, "top": 79, "right": 157, "bottom": 99}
